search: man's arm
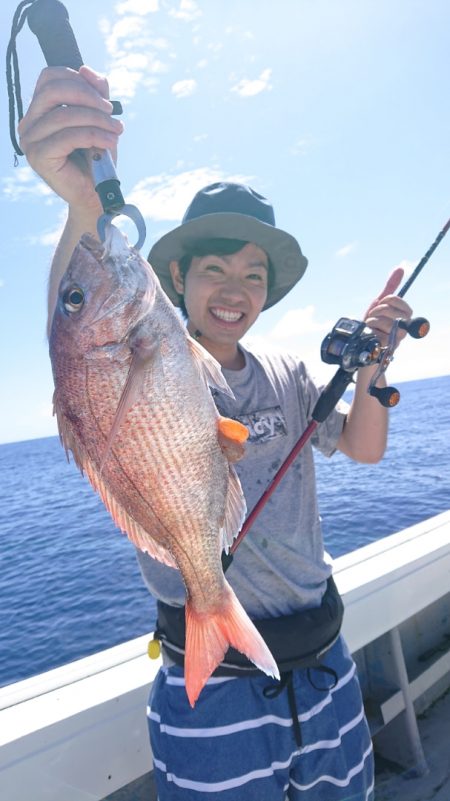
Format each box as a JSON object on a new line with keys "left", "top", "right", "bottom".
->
{"left": 46, "top": 207, "right": 99, "bottom": 336}
{"left": 18, "top": 65, "right": 123, "bottom": 332}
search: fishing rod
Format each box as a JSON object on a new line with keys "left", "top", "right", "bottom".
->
{"left": 223, "top": 216, "right": 449, "bottom": 568}
{"left": 6, "top": 0, "right": 146, "bottom": 249}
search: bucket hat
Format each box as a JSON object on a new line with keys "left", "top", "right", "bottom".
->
{"left": 147, "top": 182, "right": 308, "bottom": 310}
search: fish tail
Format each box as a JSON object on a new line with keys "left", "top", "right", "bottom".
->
{"left": 184, "top": 582, "right": 280, "bottom": 707}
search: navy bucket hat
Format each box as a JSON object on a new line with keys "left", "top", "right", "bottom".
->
{"left": 147, "top": 182, "right": 308, "bottom": 310}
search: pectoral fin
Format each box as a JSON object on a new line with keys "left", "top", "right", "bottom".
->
{"left": 100, "top": 333, "right": 160, "bottom": 472}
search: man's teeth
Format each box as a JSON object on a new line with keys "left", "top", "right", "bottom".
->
{"left": 212, "top": 309, "right": 243, "bottom": 322}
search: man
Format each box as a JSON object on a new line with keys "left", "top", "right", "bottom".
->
{"left": 20, "top": 66, "right": 412, "bottom": 800}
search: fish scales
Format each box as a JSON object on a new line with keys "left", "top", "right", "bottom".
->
{"left": 50, "top": 225, "right": 279, "bottom": 705}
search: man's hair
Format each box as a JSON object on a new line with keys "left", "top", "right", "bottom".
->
{"left": 176, "top": 238, "right": 274, "bottom": 319}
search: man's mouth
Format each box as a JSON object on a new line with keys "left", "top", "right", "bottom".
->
{"left": 210, "top": 307, "right": 244, "bottom": 323}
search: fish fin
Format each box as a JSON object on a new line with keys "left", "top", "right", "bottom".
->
{"left": 53, "top": 394, "right": 86, "bottom": 474}
{"left": 186, "top": 335, "right": 234, "bottom": 397}
{"left": 220, "top": 465, "right": 247, "bottom": 553}
{"left": 217, "top": 416, "right": 249, "bottom": 463}
{"left": 100, "top": 339, "right": 159, "bottom": 473}
{"left": 84, "top": 459, "right": 178, "bottom": 569}
{"left": 184, "top": 582, "right": 279, "bottom": 707}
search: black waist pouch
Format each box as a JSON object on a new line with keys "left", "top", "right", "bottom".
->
{"left": 155, "top": 575, "right": 344, "bottom": 676}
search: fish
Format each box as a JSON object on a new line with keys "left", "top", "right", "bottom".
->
{"left": 49, "top": 224, "right": 279, "bottom": 706}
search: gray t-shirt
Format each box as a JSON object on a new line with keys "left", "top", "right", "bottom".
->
{"left": 136, "top": 345, "right": 348, "bottom": 618}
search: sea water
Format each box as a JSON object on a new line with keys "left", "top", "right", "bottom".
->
{"left": 1, "top": 374, "right": 449, "bottom": 687}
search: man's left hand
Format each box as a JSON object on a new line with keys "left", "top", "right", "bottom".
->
{"left": 364, "top": 267, "right": 413, "bottom": 349}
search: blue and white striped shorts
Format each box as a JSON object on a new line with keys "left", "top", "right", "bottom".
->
{"left": 147, "top": 635, "right": 374, "bottom": 800}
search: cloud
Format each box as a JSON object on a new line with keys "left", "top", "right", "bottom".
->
{"left": 392, "top": 258, "right": 415, "bottom": 279}
{"left": 231, "top": 68, "right": 272, "bottom": 98}
{"left": 171, "top": 79, "right": 197, "bottom": 98}
{"left": 127, "top": 167, "right": 252, "bottom": 222}
{"left": 115, "top": 0, "right": 159, "bottom": 13}
{"left": 100, "top": 9, "right": 170, "bottom": 100}
{"left": 290, "top": 137, "right": 313, "bottom": 156}
{"left": 169, "top": 0, "right": 202, "bottom": 22}
{"left": 269, "top": 306, "right": 333, "bottom": 340}
{"left": 335, "top": 242, "right": 357, "bottom": 258}
{"left": 1, "top": 166, "right": 54, "bottom": 202}
{"left": 28, "top": 208, "right": 67, "bottom": 247}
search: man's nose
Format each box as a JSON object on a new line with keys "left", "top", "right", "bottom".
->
{"left": 219, "top": 276, "right": 245, "bottom": 301}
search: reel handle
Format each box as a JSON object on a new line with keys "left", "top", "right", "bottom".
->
{"left": 369, "top": 385, "right": 400, "bottom": 407}
{"left": 27, "top": 0, "right": 83, "bottom": 69}
{"left": 398, "top": 316, "right": 430, "bottom": 339}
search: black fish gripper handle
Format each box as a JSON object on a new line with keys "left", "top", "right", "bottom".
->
{"left": 27, "top": 0, "right": 84, "bottom": 69}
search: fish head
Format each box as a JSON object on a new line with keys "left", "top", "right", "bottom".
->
{"left": 50, "top": 226, "right": 158, "bottom": 358}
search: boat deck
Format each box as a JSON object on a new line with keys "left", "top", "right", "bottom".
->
{"left": 375, "top": 686, "right": 450, "bottom": 801}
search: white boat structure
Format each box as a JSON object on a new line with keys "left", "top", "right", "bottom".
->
{"left": 1, "top": 510, "right": 450, "bottom": 800}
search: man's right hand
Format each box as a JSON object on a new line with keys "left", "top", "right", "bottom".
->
{"left": 18, "top": 65, "right": 123, "bottom": 215}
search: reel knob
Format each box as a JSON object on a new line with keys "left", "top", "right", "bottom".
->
{"left": 369, "top": 385, "right": 400, "bottom": 407}
{"left": 398, "top": 317, "right": 430, "bottom": 339}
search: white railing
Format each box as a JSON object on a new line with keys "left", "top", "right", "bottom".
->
{"left": 1, "top": 510, "right": 450, "bottom": 801}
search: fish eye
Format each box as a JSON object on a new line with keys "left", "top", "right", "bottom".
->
{"left": 63, "top": 287, "right": 85, "bottom": 313}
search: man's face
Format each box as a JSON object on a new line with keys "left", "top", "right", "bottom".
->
{"left": 172, "top": 243, "right": 269, "bottom": 348}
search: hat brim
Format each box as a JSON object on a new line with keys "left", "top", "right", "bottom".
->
{"left": 147, "top": 212, "right": 308, "bottom": 310}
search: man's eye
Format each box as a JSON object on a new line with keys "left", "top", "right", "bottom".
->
{"left": 205, "top": 264, "right": 222, "bottom": 273}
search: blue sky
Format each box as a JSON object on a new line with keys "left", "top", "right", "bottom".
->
{"left": 1, "top": 0, "right": 449, "bottom": 444}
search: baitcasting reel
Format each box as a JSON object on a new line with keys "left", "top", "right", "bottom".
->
{"left": 321, "top": 316, "right": 430, "bottom": 407}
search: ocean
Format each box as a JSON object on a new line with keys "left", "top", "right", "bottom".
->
{"left": 1, "top": 374, "right": 449, "bottom": 689}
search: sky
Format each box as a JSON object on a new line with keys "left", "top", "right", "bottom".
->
{"left": 1, "top": 0, "right": 449, "bottom": 445}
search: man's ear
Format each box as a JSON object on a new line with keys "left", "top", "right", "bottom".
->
{"left": 169, "top": 260, "right": 184, "bottom": 294}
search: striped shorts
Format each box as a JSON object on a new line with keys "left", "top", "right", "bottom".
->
{"left": 147, "top": 635, "right": 374, "bottom": 800}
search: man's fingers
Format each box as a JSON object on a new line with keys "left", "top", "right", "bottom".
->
{"left": 375, "top": 266, "right": 404, "bottom": 301}
{"left": 20, "top": 105, "right": 122, "bottom": 150}
{"left": 79, "top": 65, "right": 110, "bottom": 99}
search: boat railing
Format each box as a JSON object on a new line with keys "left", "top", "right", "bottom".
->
{"left": 1, "top": 510, "right": 450, "bottom": 800}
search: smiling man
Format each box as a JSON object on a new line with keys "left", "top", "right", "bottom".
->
{"left": 19, "top": 66, "right": 413, "bottom": 801}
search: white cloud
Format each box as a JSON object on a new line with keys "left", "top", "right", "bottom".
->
{"left": 392, "top": 258, "right": 415, "bottom": 279}
{"left": 271, "top": 306, "right": 333, "bottom": 339}
{"left": 231, "top": 68, "right": 272, "bottom": 98}
{"left": 115, "top": 0, "right": 159, "bottom": 13}
{"left": 28, "top": 208, "right": 67, "bottom": 247}
{"left": 127, "top": 167, "right": 252, "bottom": 222}
{"left": 291, "top": 137, "right": 313, "bottom": 156}
{"left": 335, "top": 242, "right": 357, "bottom": 258}
{"left": 171, "top": 79, "right": 197, "bottom": 98}
{"left": 1, "top": 166, "right": 54, "bottom": 202}
{"left": 169, "top": 0, "right": 202, "bottom": 22}
{"left": 100, "top": 11, "right": 169, "bottom": 100}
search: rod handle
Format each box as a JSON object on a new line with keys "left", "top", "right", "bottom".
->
{"left": 312, "top": 368, "right": 355, "bottom": 423}
{"left": 27, "top": 0, "right": 83, "bottom": 69}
